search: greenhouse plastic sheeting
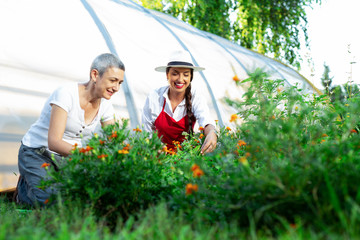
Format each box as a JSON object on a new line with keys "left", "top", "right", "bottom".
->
{"left": 0, "top": 0, "right": 320, "bottom": 188}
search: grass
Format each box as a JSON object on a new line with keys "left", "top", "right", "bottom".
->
{"left": 1, "top": 196, "right": 357, "bottom": 240}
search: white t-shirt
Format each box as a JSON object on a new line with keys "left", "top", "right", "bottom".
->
{"left": 22, "top": 83, "right": 115, "bottom": 148}
{"left": 141, "top": 86, "right": 214, "bottom": 132}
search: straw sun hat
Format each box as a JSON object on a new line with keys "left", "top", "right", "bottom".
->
{"left": 155, "top": 50, "right": 205, "bottom": 72}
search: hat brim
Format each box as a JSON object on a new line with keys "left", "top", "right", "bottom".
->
{"left": 155, "top": 65, "right": 205, "bottom": 72}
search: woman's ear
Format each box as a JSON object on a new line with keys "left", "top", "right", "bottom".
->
{"left": 90, "top": 69, "right": 99, "bottom": 83}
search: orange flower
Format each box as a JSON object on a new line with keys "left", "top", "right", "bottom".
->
{"left": 198, "top": 126, "right": 204, "bottom": 131}
{"left": 72, "top": 143, "right": 78, "bottom": 150}
{"left": 99, "top": 140, "right": 105, "bottom": 145}
{"left": 245, "top": 152, "right": 251, "bottom": 157}
{"left": 322, "top": 133, "right": 328, "bottom": 137}
{"left": 97, "top": 154, "right": 108, "bottom": 159}
{"left": 199, "top": 133, "right": 204, "bottom": 139}
{"left": 191, "top": 164, "right": 200, "bottom": 172}
{"left": 232, "top": 75, "right": 240, "bottom": 82}
{"left": 226, "top": 127, "right": 231, "bottom": 131}
{"left": 108, "top": 131, "right": 118, "bottom": 139}
{"left": 123, "top": 143, "right": 131, "bottom": 151}
{"left": 162, "top": 146, "right": 176, "bottom": 155}
{"left": 350, "top": 129, "right": 357, "bottom": 133}
{"left": 133, "top": 127, "right": 142, "bottom": 132}
{"left": 44, "top": 199, "right": 49, "bottom": 204}
{"left": 193, "top": 168, "right": 204, "bottom": 178}
{"left": 172, "top": 140, "right": 181, "bottom": 150}
{"left": 237, "top": 140, "right": 246, "bottom": 147}
{"left": 185, "top": 183, "right": 198, "bottom": 196}
{"left": 215, "top": 120, "right": 219, "bottom": 124}
{"left": 79, "top": 145, "right": 93, "bottom": 153}
{"left": 41, "top": 162, "right": 50, "bottom": 168}
{"left": 230, "top": 114, "right": 238, "bottom": 122}
{"left": 169, "top": 150, "right": 176, "bottom": 155}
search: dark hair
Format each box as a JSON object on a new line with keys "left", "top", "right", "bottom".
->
{"left": 90, "top": 53, "right": 125, "bottom": 78}
{"left": 166, "top": 68, "right": 194, "bottom": 134}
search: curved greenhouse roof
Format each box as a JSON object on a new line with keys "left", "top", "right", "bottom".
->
{"left": 0, "top": 0, "right": 320, "bottom": 181}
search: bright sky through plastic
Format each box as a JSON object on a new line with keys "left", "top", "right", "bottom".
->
{"left": 300, "top": 0, "right": 360, "bottom": 89}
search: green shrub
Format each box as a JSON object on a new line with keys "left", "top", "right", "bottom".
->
{"left": 166, "top": 69, "right": 360, "bottom": 233}
{"left": 44, "top": 120, "right": 178, "bottom": 224}
{"left": 42, "top": 69, "right": 360, "bottom": 235}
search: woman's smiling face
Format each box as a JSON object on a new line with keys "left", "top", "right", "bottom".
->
{"left": 93, "top": 67, "right": 124, "bottom": 100}
{"left": 167, "top": 67, "right": 192, "bottom": 95}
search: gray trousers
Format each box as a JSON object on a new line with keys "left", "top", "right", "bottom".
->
{"left": 17, "top": 143, "right": 63, "bottom": 206}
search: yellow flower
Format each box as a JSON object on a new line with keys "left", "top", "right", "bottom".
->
{"left": 239, "top": 157, "right": 249, "bottom": 166}
{"left": 118, "top": 149, "right": 129, "bottom": 154}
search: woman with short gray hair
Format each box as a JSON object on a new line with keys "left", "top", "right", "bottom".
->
{"left": 16, "top": 53, "right": 125, "bottom": 206}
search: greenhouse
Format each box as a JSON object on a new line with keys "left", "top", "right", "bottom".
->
{"left": 0, "top": 0, "right": 320, "bottom": 189}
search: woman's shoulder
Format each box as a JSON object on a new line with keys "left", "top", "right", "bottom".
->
{"left": 52, "top": 82, "right": 77, "bottom": 96}
{"left": 149, "top": 86, "right": 168, "bottom": 98}
{"left": 190, "top": 85, "right": 202, "bottom": 98}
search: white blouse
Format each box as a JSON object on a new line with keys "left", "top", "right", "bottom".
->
{"left": 22, "top": 83, "right": 115, "bottom": 148}
{"left": 141, "top": 86, "right": 214, "bottom": 133}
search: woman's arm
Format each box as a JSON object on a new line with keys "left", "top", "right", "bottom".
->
{"left": 200, "top": 124, "right": 217, "bottom": 154}
{"left": 48, "top": 105, "right": 73, "bottom": 156}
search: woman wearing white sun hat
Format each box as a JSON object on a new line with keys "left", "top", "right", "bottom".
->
{"left": 141, "top": 50, "right": 217, "bottom": 154}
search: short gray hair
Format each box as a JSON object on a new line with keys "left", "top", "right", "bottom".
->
{"left": 90, "top": 53, "right": 125, "bottom": 77}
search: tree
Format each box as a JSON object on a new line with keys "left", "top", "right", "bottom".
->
{"left": 135, "top": 0, "right": 321, "bottom": 69}
{"left": 321, "top": 63, "right": 333, "bottom": 95}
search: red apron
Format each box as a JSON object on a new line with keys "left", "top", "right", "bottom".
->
{"left": 154, "top": 99, "right": 195, "bottom": 150}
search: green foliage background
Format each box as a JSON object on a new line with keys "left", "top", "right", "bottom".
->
{"left": 135, "top": 0, "right": 321, "bottom": 68}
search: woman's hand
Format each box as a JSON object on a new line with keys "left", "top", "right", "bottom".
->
{"left": 200, "top": 125, "right": 217, "bottom": 154}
